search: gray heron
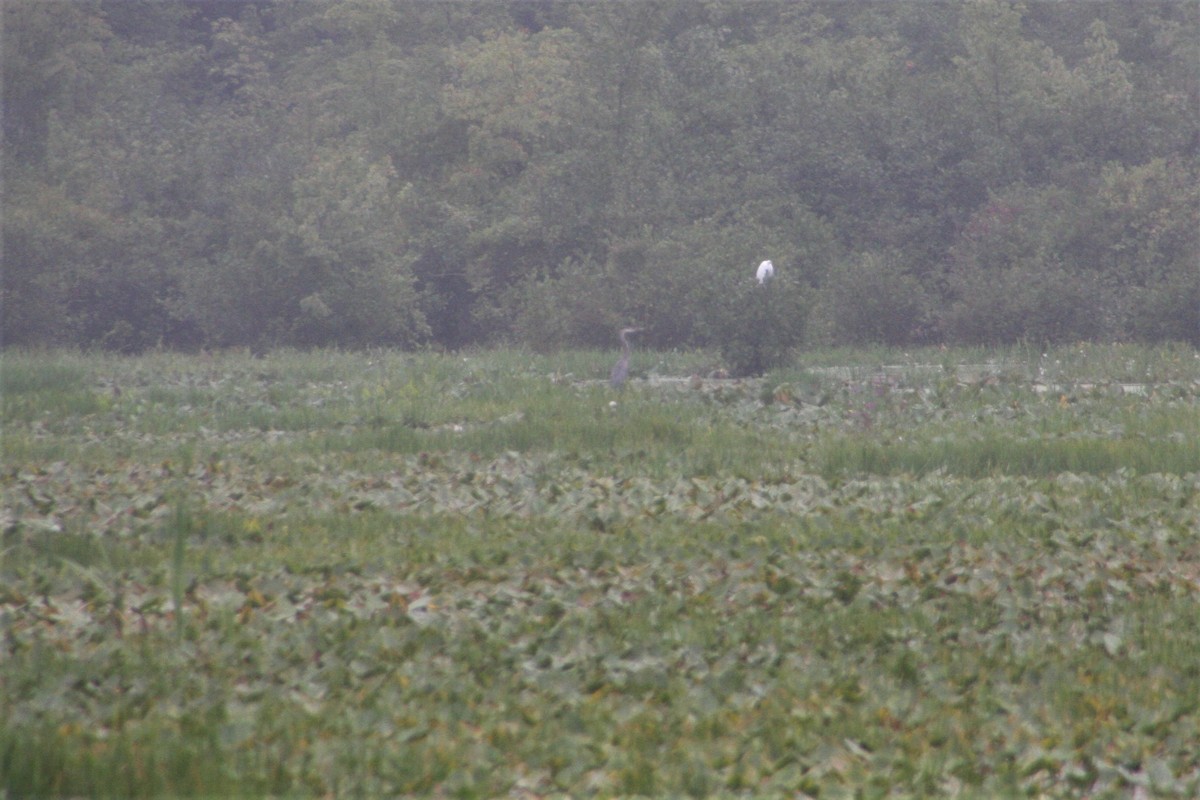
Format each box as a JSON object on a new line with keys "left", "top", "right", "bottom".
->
{"left": 609, "top": 327, "right": 643, "bottom": 388}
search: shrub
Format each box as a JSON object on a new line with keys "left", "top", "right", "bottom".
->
{"left": 509, "top": 256, "right": 621, "bottom": 351}
{"left": 942, "top": 161, "right": 1199, "bottom": 346}
{"left": 943, "top": 262, "right": 1106, "bottom": 345}
{"left": 822, "top": 251, "right": 929, "bottom": 345}
{"left": 1127, "top": 269, "right": 1200, "bottom": 346}
{"left": 710, "top": 275, "right": 808, "bottom": 377}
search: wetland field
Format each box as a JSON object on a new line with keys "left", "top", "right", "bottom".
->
{"left": 2, "top": 345, "right": 1198, "bottom": 798}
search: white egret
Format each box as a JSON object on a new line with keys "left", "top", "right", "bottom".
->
{"left": 756, "top": 259, "right": 775, "bottom": 284}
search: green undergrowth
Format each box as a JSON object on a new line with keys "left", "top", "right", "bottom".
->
{"left": 2, "top": 345, "right": 1198, "bottom": 798}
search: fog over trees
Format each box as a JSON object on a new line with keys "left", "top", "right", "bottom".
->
{"left": 4, "top": 0, "right": 1197, "bottom": 353}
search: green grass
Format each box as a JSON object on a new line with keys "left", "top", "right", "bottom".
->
{"left": 1, "top": 344, "right": 1198, "bottom": 798}
{"left": 818, "top": 423, "right": 1200, "bottom": 478}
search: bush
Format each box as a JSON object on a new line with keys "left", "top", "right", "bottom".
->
{"left": 634, "top": 213, "right": 835, "bottom": 353}
{"left": 509, "top": 211, "right": 833, "bottom": 360}
{"left": 822, "top": 251, "right": 929, "bottom": 345}
{"left": 1127, "top": 269, "right": 1200, "bottom": 346}
{"left": 943, "top": 262, "right": 1106, "bottom": 345}
{"left": 941, "top": 161, "right": 1199, "bottom": 346}
{"left": 711, "top": 275, "right": 808, "bottom": 377}
{"left": 509, "top": 256, "right": 621, "bottom": 351}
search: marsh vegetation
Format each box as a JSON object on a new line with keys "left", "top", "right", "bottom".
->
{"left": 2, "top": 344, "right": 1198, "bottom": 797}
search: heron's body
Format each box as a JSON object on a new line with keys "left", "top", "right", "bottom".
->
{"left": 756, "top": 260, "right": 775, "bottom": 284}
{"left": 610, "top": 327, "right": 642, "bottom": 388}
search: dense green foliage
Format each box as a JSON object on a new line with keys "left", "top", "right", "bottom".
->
{"left": 2, "top": 346, "right": 1199, "bottom": 797}
{"left": 3, "top": 1, "right": 1198, "bottom": 354}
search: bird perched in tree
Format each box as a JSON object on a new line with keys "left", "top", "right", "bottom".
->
{"left": 756, "top": 260, "right": 775, "bottom": 284}
{"left": 610, "top": 327, "right": 643, "bottom": 388}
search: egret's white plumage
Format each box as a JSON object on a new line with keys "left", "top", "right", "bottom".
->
{"left": 756, "top": 260, "right": 774, "bottom": 284}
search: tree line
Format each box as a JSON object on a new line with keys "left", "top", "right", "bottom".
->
{"left": 4, "top": 0, "right": 1197, "bottom": 357}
